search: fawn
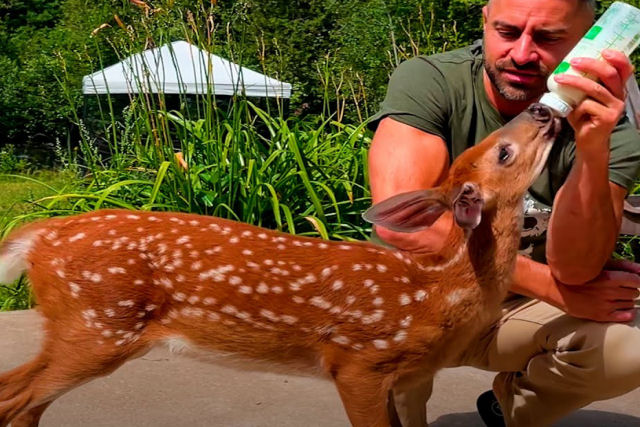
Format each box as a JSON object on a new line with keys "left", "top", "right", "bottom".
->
{"left": 0, "top": 103, "right": 559, "bottom": 427}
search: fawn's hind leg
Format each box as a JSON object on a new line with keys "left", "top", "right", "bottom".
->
{"left": 0, "top": 332, "right": 151, "bottom": 427}
{"left": 8, "top": 402, "right": 51, "bottom": 427}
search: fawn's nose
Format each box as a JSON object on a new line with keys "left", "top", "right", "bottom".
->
{"left": 528, "top": 103, "right": 552, "bottom": 122}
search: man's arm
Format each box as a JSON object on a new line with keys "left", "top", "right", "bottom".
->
{"left": 369, "top": 117, "right": 453, "bottom": 252}
{"left": 512, "top": 254, "right": 640, "bottom": 323}
{"left": 546, "top": 50, "right": 635, "bottom": 284}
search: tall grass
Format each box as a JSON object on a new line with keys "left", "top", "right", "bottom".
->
{"left": 9, "top": 98, "right": 373, "bottom": 240}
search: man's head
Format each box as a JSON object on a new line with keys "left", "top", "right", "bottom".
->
{"left": 482, "top": 0, "right": 595, "bottom": 103}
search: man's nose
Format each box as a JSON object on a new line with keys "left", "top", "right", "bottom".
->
{"left": 510, "top": 35, "right": 539, "bottom": 66}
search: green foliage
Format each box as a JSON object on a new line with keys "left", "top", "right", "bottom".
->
{"left": 0, "top": 277, "right": 32, "bottom": 311}
{"left": 0, "top": 145, "right": 30, "bottom": 174}
{"left": 21, "top": 96, "right": 372, "bottom": 240}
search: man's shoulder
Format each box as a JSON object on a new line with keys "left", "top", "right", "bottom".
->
{"left": 410, "top": 41, "right": 483, "bottom": 71}
{"left": 393, "top": 41, "right": 483, "bottom": 91}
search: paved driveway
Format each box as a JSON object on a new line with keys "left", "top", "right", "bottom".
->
{"left": 1, "top": 310, "right": 639, "bottom": 426}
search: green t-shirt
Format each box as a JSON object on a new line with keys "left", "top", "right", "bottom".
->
{"left": 369, "top": 40, "right": 640, "bottom": 262}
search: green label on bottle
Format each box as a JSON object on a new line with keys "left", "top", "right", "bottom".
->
{"left": 584, "top": 25, "right": 602, "bottom": 40}
{"left": 553, "top": 61, "right": 571, "bottom": 74}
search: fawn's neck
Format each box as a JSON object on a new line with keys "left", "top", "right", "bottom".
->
{"left": 468, "top": 197, "right": 523, "bottom": 297}
{"left": 412, "top": 196, "right": 523, "bottom": 300}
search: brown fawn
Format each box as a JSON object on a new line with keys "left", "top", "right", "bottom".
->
{"left": 0, "top": 104, "right": 560, "bottom": 427}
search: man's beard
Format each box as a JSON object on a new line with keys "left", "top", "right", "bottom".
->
{"left": 483, "top": 57, "right": 550, "bottom": 102}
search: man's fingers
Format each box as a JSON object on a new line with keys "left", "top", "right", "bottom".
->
{"left": 601, "top": 49, "right": 635, "bottom": 85}
{"left": 569, "top": 55, "right": 626, "bottom": 100}
{"left": 607, "top": 259, "right": 640, "bottom": 274}
{"left": 555, "top": 73, "right": 619, "bottom": 107}
{"left": 570, "top": 98, "right": 622, "bottom": 126}
{"left": 612, "top": 300, "right": 637, "bottom": 311}
{"left": 609, "top": 308, "right": 637, "bottom": 323}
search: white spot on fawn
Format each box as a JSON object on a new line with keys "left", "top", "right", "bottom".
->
{"left": 373, "top": 297, "right": 384, "bottom": 307}
{"left": 332, "top": 280, "right": 344, "bottom": 291}
{"left": 69, "top": 282, "right": 81, "bottom": 297}
{"left": 221, "top": 305, "right": 238, "bottom": 315}
{"left": 373, "top": 339, "right": 389, "bottom": 350}
{"left": 239, "top": 285, "right": 253, "bottom": 294}
{"left": 362, "top": 310, "right": 385, "bottom": 324}
{"left": 376, "top": 264, "right": 388, "bottom": 273}
{"left": 176, "top": 236, "right": 190, "bottom": 245}
{"left": 260, "top": 309, "right": 280, "bottom": 322}
{"left": 82, "top": 271, "right": 102, "bottom": 283}
{"left": 332, "top": 336, "right": 350, "bottom": 346}
{"left": 108, "top": 267, "right": 126, "bottom": 274}
{"left": 69, "top": 232, "right": 86, "bottom": 242}
{"left": 394, "top": 330, "right": 408, "bottom": 342}
{"left": 414, "top": 290, "right": 428, "bottom": 302}
{"left": 173, "top": 293, "right": 187, "bottom": 302}
{"left": 400, "top": 315, "right": 413, "bottom": 328}
{"left": 203, "top": 297, "right": 217, "bottom": 306}
{"left": 199, "top": 265, "right": 234, "bottom": 282}
{"left": 281, "top": 315, "right": 298, "bottom": 325}
{"left": 310, "top": 296, "right": 332, "bottom": 310}
{"left": 118, "top": 300, "right": 135, "bottom": 307}
{"left": 256, "top": 282, "right": 269, "bottom": 294}
{"left": 399, "top": 294, "right": 412, "bottom": 306}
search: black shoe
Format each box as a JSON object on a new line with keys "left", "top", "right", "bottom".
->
{"left": 476, "top": 390, "right": 506, "bottom": 427}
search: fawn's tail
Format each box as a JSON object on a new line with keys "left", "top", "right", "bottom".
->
{"left": 0, "top": 221, "right": 52, "bottom": 284}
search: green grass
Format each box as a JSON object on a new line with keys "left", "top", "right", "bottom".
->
{"left": 0, "top": 170, "right": 79, "bottom": 311}
{"left": 0, "top": 170, "right": 78, "bottom": 223}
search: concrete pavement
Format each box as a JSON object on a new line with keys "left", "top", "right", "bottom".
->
{"left": 1, "top": 309, "right": 640, "bottom": 426}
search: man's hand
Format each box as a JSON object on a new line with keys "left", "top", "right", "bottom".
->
{"left": 553, "top": 49, "right": 634, "bottom": 150}
{"left": 556, "top": 259, "right": 640, "bottom": 323}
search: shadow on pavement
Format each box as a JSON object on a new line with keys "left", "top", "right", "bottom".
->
{"left": 430, "top": 410, "right": 640, "bottom": 426}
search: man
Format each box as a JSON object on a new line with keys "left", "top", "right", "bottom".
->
{"left": 367, "top": 0, "right": 640, "bottom": 425}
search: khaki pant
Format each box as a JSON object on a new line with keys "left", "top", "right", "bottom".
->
{"left": 389, "top": 296, "right": 640, "bottom": 427}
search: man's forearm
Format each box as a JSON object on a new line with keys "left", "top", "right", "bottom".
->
{"left": 546, "top": 148, "right": 618, "bottom": 284}
{"left": 511, "top": 255, "right": 567, "bottom": 309}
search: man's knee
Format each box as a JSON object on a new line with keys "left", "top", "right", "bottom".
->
{"left": 555, "top": 320, "right": 640, "bottom": 396}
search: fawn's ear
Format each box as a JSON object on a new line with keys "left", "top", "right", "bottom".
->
{"left": 452, "top": 182, "right": 483, "bottom": 230}
{"left": 362, "top": 189, "right": 450, "bottom": 232}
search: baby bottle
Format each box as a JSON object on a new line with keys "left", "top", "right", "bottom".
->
{"left": 539, "top": 1, "right": 640, "bottom": 117}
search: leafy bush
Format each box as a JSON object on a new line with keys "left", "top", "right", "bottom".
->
{"left": 0, "top": 144, "right": 30, "bottom": 174}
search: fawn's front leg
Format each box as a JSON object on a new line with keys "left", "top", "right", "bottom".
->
{"left": 389, "top": 376, "right": 433, "bottom": 427}
{"left": 332, "top": 363, "right": 394, "bottom": 427}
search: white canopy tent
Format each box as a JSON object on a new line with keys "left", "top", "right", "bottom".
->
{"left": 82, "top": 40, "right": 292, "bottom": 98}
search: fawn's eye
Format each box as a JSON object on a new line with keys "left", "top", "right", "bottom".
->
{"left": 497, "top": 145, "right": 513, "bottom": 165}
